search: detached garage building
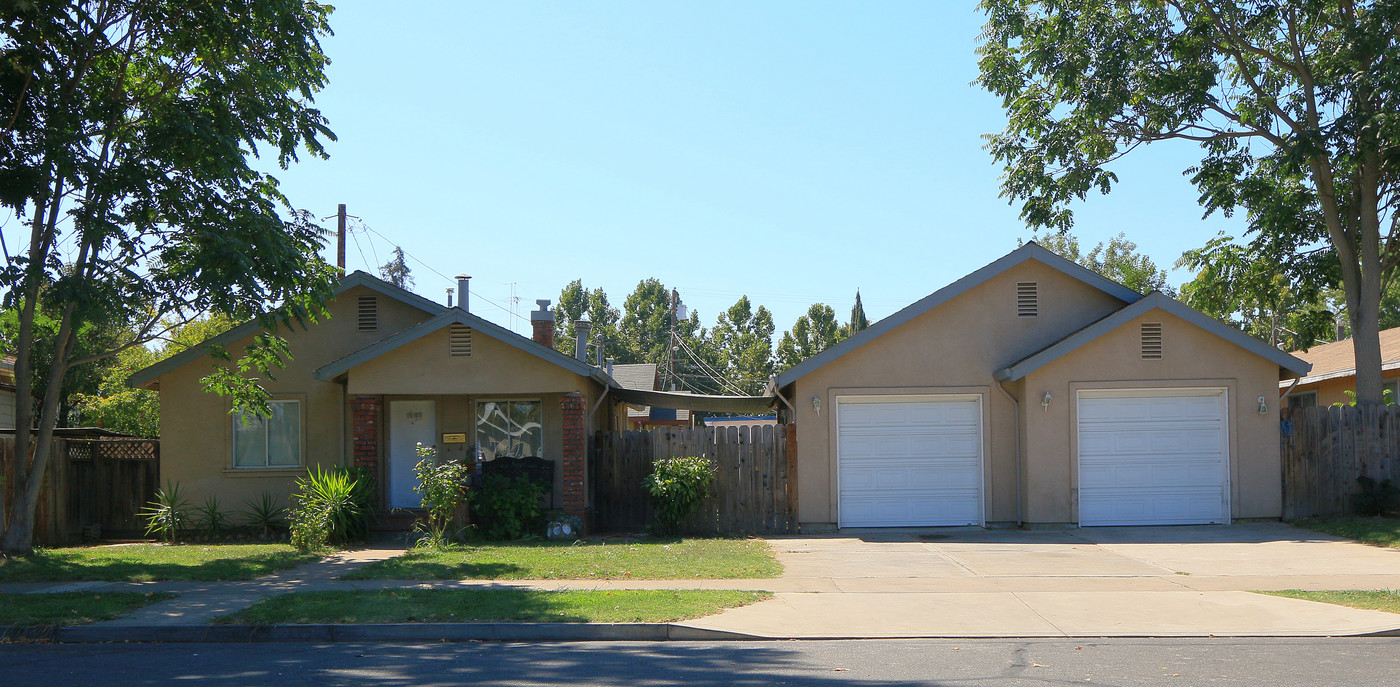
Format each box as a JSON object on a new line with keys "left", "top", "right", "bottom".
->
{"left": 773, "top": 243, "right": 1310, "bottom": 529}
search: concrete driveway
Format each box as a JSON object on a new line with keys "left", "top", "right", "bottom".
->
{"left": 680, "top": 522, "right": 1400, "bottom": 639}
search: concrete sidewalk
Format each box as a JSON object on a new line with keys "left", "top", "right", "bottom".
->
{"left": 5, "top": 523, "right": 1400, "bottom": 640}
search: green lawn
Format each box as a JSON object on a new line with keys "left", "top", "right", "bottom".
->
{"left": 1291, "top": 516, "right": 1400, "bottom": 549}
{"left": 0, "top": 544, "right": 322, "bottom": 582}
{"left": 342, "top": 538, "right": 781, "bottom": 580}
{"left": 215, "top": 589, "right": 771, "bottom": 624}
{"left": 1258, "top": 589, "right": 1400, "bottom": 614}
{"left": 0, "top": 592, "right": 177, "bottom": 627}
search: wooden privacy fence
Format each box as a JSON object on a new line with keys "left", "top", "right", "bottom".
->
{"left": 592, "top": 424, "right": 796, "bottom": 534}
{"left": 1280, "top": 406, "right": 1400, "bottom": 519}
{"left": 1, "top": 435, "right": 159, "bottom": 546}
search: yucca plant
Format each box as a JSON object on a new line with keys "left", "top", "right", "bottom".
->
{"left": 192, "top": 496, "right": 232, "bottom": 538}
{"left": 242, "top": 492, "right": 287, "bottom": 540}
{"left": 141, "top": 480, "right": 190, "bottom": 544}
{"left": 289, "top": 466, "right": 375, "bottom": 549}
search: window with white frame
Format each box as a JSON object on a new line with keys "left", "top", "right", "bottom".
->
{"left": 232, "top": 400, "right": 301, "bottom": 468}
{"left": 475, "top": 400, "right": 543, "bottom": 461}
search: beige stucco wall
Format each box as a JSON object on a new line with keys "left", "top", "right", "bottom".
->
{"left": 157, "top": 285, "right": 438, "bottom": 507}
{"left": 1021, "top": 308, "right": 1285, "bottom": 523}
{"left": 787, "top": 259, "right": 1129, "bottom": 527}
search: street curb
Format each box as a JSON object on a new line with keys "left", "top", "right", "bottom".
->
{"left": 1, "top": 623, "right": 760, "bottom": 644}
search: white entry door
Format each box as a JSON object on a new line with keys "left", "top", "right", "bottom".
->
{"left": 389, "top": 400, "right": 436, "bottom": 509}
{"left": 837, "top": 395, "right": 983, "bottom": 527}
{"left": 1077, "top": 388, "right": 1228, "bottom": 526}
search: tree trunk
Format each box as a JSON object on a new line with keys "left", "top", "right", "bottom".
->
{"left": 1350, "top": 257, "right": 1385, "bottom": 407}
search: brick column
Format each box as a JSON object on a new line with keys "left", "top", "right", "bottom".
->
{"left": 351, "top": 395, "right": 381, "bottom": 470}
{"left": 560, "top": 391, "right": 588, "bottom": 527}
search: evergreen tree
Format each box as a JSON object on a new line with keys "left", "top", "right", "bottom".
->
{"left": 847, "top": 290, "right": 870, "bottom": 336}
{"left": 378, "top": 246, "right": 414, "bottom": 290}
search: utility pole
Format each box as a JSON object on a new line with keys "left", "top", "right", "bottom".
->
{"left": 336, "top": 203, "right": 347, "bottom": 274}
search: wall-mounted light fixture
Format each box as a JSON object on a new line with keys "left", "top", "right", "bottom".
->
{"left": 812, "top": 395, "right": 821, "bottom": 415}
{"left": 1257, "top": 395, "right": 1268, "bottom": 415}
{"left": 1041, "top": 392, "right": 1053, "bottom": 411}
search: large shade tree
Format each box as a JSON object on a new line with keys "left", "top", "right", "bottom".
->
{"left": 977, "top": 0, "right": 1400, "bottom": 404}
{"left": 0, "top": 1, "right": 339, "bottom": 553}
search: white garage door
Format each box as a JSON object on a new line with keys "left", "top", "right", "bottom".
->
{"left": 837, "top": 395, "right": 982, "bottom": 527}
{"left": 1077, "top": 389, "right": 1228, "bottom": 526}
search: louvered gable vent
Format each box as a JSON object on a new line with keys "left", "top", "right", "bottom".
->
{"left": 357, "top": 296, "right": 378, "bottom": 331}
{"left": 1141, "top": 322, "right": 1163, "bottom": 360}
{"left": 449, "top": 324, "right": 472, "bottom": 357}
{"left": 1016, "top": 282, "right": 1038, "bottom": 318}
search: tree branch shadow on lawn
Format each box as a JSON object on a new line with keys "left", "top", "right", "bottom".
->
{"left": 0, "top": 548, "right": 320, "bottom": 583}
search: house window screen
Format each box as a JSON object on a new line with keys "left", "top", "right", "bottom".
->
{"left": 233, "top": 400, "right": 301, "bottom": 468}
{"left": 475, "top": 400, "right": 543, "bottom": 460}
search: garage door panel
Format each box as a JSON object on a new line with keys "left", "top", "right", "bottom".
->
{"left": 839, "top": 396, "right": 982, "bottom": 527}
{"left": 1078, "top": 389, "right": 1227, "bottom": 527}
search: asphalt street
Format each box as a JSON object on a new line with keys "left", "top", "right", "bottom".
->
{"left": 2, "top": 638, "right": 1398, "bottom": 686}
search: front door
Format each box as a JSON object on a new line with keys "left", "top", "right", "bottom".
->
{"left": 389, "top": 399, "right": 436, "bottom": 508}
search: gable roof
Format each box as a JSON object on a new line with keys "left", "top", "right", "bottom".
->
{"left": 126, "top": 271, "right": 446, "bottom": 390}
{"left": 313, "top": 307, "right": 612, "bottom": 385}
{"left": 1285, "top": 327, "right": 1400, "bottom": 386}
{"left": 610, "top": 363, "right": 659, "bottom": 391}
{"left": 774, "top": 242, "right": 1145, "bottom": 387}
{"left": 993, "top": 292, "right": 1312, "bottom": 381}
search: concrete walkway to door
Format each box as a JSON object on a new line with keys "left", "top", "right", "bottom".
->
{"left": 679, "top": 522, "right": 1400, "bottom": 638}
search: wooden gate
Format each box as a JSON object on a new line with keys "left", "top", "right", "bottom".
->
{"left": 1, "top": 435, "right": 159, "bottom": 545}
{"left": 592, "top": 424, "right": 796, "bottom": 534}
{"left": 1280, "top": 406, "right": 1400, "bottom": 518}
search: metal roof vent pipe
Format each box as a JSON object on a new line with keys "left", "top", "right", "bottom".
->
{"left": 574, "top": 317, "right": 592, "bottom": 363}
{"left": 606, "top": 357, "right": 615, "bottom": 378}
{"left": 446, "top": 287, "right": 454, "bottom": 308}
{"left": 531, "top": 299, "right": 555, "bottom": 348}
{"left": 455, "top": 274, "right": 470, "bottom": 311}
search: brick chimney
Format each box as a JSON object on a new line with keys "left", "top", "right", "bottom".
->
{"left": 531, "top": 299, "right": 554, "bottom": 348}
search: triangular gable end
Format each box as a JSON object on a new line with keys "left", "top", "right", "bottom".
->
{"left": 126, "top": 271, "right": 446, "bottom": 390}
{"left": 773, "top": 242, "right": 1145, "bottom": 388}
{"left": 993, "top": 292, "right": 1312, "bottom": 382}
{"left": 313, "top": 307, "right": 611, "bottom": 385}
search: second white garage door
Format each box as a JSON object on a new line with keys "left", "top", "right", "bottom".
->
{"left": 837, "top": 395, "right": 982, "bottom": 527}
{"left": 1077, "top": 388, "right": 1228, "bottom": 526}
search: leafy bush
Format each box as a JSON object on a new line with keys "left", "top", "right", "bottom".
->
{"left": 643, "top": 456, "right": 715, "bottom": 535}
{"left": 289, "top": 466, "right": 375, "bottom": 550}
{"left": 242, "top": 492, "right": 287, "bottom": 540}
{"left": 1353, "top": 476, "right": 1400, "bottom": 516}
{"left": 472, "top": 474, "right": 544, "bottom": 540}
{"left": 411, "top": 442, "right": 473, "bottom": 549}
{"left": 141, "top": 480, "right": 190, "bottom": 543}
{"left": 192, "top": 496, "right": 232, "bottom": 537}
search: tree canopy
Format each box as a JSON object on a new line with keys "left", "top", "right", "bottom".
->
{"left": 378, "top": 246, "right": 413, "bottom": 290}
{"left": 978, "top": 0, "right": 1400, "bottom": 404}
{"left": 0, "top": 0, "right": 339, "bottom": 553}
{"left": 1029, "top": 232, "right": 1174, "bottom": 295}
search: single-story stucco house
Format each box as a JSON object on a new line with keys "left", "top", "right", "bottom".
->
{"left": 1282, "top": 327, "right": 1400, "bottom": 407}
{"left": 772, "top": 242, "right": 1311, "bottom": 530}
{"left": 128, "top": 273, "right": 626, "bottom": 518}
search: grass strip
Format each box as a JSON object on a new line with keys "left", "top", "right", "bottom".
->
{"left": 0, "top": 592, "right": 177, "bottom": 627}
{"left": 1290, "top": 516, "right": 1400, "bottom": 549}
{"left": 0, "top": 544, "right": 322, "bottom": 583}
{"left": 1257, "top": 589, "right": 1400, "bottom": 614}
{"left": 344, "top": 538, "right": 780, "bottom": 581}
{"left": 215, "top": 589, "right": 771, "bottom": 625}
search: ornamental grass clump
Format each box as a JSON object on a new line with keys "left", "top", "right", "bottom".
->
{"left": 643, "top": 456, "right": 715, "bottom": 535}
{"left": 289, "top": 466, "right": 375, "bottom": 551}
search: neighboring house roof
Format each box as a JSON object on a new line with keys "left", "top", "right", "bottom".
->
{"left": 314, "top": 307, "right": 612, "bottom": 385}
{"left": 774, "top": 242, "right": 1145, "bottom": 388}
{"left": 993, "top": 292, "right": 1312, "bottom": 382}
{"left": 1283, "top": 327, "right": 1400, "bottom": 387}
{"left": 126, "top": 271, "right": 446, "bottom": 390}
{"left": 611, "top": 387, "right": 774, "bottom": 414}
{"left": 610, "top": 363, "right": 658, "bottom": 391}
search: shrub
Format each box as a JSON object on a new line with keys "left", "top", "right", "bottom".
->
{"left": 192, "top": 496, "right": 232, "bottom": 538}
{"left": 472, "top": 474, "right": 544, "bottom": 540}
{"left": 141, "top": 480, "right": 190, "bottom": 543}
{"left": 1353, "top": 476, "right": 1400, "bottom": 516}
{"left": 643, "top": 456, "right": 715, "bottom": 535}
{"left": 289, "top": 466, "right": 375, "bottom": 550}
{"left": 242, "top": 492, "right": 287, "bottom": 540}
{"left": 411, "top": 442, "right": 473, "bottom": 549}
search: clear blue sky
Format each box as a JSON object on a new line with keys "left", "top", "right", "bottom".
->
{"left": 268, "top": 1, "right": 1246, "bottom": 336}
